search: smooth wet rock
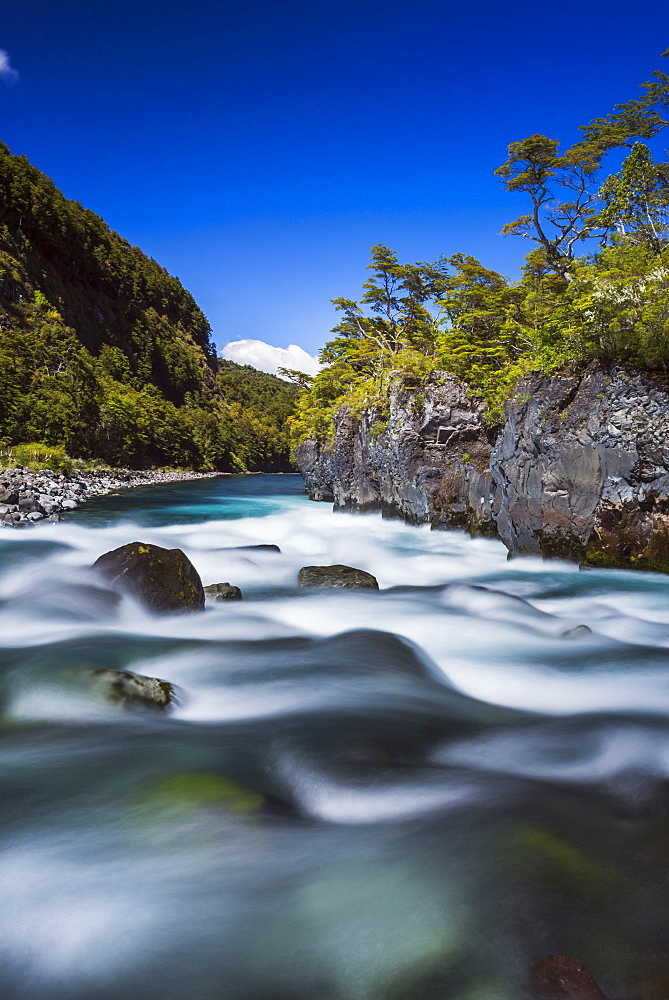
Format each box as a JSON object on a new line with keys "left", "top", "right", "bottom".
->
{"left": 92, "top": 541, "right": 205, "bottom": 613}
{"left": 531, "top": 954, "right": 606, "bottom": 999}
{"left": 298, "top": 564, "right": 379, "bottom": 589}
{"left": 559, "top": 624, "right": 592, "bottom": 639}
{"left": 89, "top": 668, "right": 173, "bottom": 709}
{"left": 205, "top": 582, "right": 243, "bottom": 601}
{"left": 223, "top": 543, "right": 281, "bottom": 553}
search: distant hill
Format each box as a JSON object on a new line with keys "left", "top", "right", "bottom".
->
{"left": 0, "top": 141, "right": 297, "bottom": 471}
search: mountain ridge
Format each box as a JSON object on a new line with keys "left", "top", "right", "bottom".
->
{"left": 0, "top": 141, "right": 297, "bottom": 472}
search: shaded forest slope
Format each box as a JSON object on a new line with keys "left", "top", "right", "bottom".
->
{"left": 0, "top": 141, "right": 296, "bottom": 471}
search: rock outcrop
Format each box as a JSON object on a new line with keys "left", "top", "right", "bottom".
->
{"left": 297, "top": 363, "right": 669, "bottom": 571}
{"left": 92, "top": 542, "right": 205, "bottom": 613}
{"left": 297, "top": 373, "right": 496, "bottom": 532}
{"left": 298, "top": 565, "right": 380, "bottom": 589}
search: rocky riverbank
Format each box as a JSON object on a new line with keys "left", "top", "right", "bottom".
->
{"left": 296, "top": 362, "right": 669, "bottom": 572}
{"left": 0, "top": 467, "right": 220, "bottom": 527}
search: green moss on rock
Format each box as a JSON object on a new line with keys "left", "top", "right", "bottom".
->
{"left": 92, "top": 541, "right": 205, "bottom": 613}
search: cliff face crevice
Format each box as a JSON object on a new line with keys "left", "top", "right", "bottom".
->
{"left": 296, "top": 364, "right": 669, "bottom": 571}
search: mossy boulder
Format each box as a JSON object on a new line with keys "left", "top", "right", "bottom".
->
{"left": 88, "top": 668, "right": 173, "bottom": 709}
{"left": 92, "top": 541, "right": 205, "bottom": 613}
{"left": 297, "top": 564, "right": 379, "bottom": 589}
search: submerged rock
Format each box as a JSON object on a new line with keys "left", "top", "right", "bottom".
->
{"left": 89, "top": 668, "right": 173, "bottom": 709}
{"left": 222, "top": 543, "right": 281, "bottom": 553}
{"left": 531, "top": 954, "right": 606, "bottom": 999}
{"left": 204, "top": 582, "right": 243, "bottom": 601}
{"left": 559, "top": 624, "right": 592, "bottom": 639}
{"left": 142, "top": 772, "right": 265, "bottom": 814}
{"left": 297, "top": 564, "right": 379, "bottom": 589}
{"left": 92, "top": 541, "right": 205, "bottom": 613}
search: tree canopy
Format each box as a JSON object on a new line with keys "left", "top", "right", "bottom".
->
{"left": 0, "top": 142, "right": 298, "bottom": 471}
{"left": 291, "top": 51, "right": 669, "bottom": 441}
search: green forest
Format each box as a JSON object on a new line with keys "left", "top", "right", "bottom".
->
{"left": 0, "top": 142, "right": 297, "bottom": 472}
{"left": 5, "top": 52, "right": 669, "bottom": 472}
{"left": 291, "top": 54, "right": 669, "bottom": 441}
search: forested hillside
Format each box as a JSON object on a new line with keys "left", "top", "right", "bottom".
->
{"left": 0, "top": 141, "right": 297, "bottom": 471}
{"left": 291, "top": 55, "right": 669, "bottom": 441}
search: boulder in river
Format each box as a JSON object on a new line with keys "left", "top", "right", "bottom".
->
{"left": 297, "top": 564, "right": 379, "bottom": 589}
{"left": 92, "top": 541, "right": 205, "bottom": 613}
{"left": 559, "top": 624, "right": 592, "bottom": 639}
{"left": 89, "top": 668, "right": 174, "bottom": 709}
{"left": 204, "top": 582, "right": 243, "bottom": 601}
{"left": 531, "top": 954, "right": 606, "bottom": 999}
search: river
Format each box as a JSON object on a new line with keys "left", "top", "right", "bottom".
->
{"left": 1, "top": 472, "right": 668, "bottom": 999}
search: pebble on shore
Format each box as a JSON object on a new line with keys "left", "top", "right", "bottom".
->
{"left": 0, "top": 466, "right": 219, "bottom": 528}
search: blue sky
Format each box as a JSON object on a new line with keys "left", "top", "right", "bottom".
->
{"left": 2, "top": 1, "right": 669, "bottom": 368}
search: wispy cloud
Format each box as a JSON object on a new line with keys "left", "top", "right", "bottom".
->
{"left": 0, "top": 50, "right": 18, "bottom": 84}
{"left": 221, "top": 339, "right": 321, "bottom": 377}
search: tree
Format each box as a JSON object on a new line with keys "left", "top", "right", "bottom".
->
{"left": 322, "top": 245, "right": 448, "bottom": 381}
{"left": 277, "top": 367, "right": 315, "bottom": 388}
{"left": 595, "top": 143, "right": 669, "bottom": 253}
{"left": 496, "top": 52, "right": 669, "bottom": 278}
{"left": 495, "top": 135, "right": 605, "bottom": 279}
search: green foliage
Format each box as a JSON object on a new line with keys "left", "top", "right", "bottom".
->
{"left": 0, "top": 142, "right": 299, "bottom": 472}
{"left": 2, "top": 441, "right": 78, "bottom": 474}
{"left": 216, "top": 361, "right": 299, "bottom": 471}
{"left": 595, "top": 143, "right": 669, "bottom": 252}
{"left": 290, "top": 53, "right": 669, "bottom": 444}
{"left": 496, "top": 53, "right": 669, "bottom": 278}
{"left": 495, "top": 133, "right": 605, "bottom": 277}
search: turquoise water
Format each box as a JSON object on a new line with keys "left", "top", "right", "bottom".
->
{"left": 68, "top": 473, "right": 308, "bottom": 526}
{"left": 1, "top": 474, "right": 669, "bottom": 998}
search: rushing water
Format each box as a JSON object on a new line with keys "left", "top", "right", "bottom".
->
{"left": 2, "top": 473, "right": 669, "bottom": 999}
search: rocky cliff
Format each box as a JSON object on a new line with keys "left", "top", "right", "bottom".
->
{"left": 296, "top": 363, "right": 669, "bottom": 572}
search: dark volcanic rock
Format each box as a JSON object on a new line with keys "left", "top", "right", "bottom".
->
{"left": 490, "top": 364, "right": 669, "bottom": 565}
{"left": 530, "top": 954, "right": 606, "bottom": 1000}
{"left": 204, "top": 582, "right": 243, "bottom": 601}
{"left": 297, "top": 362, "right": 669, "bottom": 573}
{"left": 298, "top": 564, "right": 379, "bottom": 589}
{"left": 92, "top": 541, "right": 205, "bottom": 613}
{"left": 297, "top": 372, "right": 495, "bottom": 531}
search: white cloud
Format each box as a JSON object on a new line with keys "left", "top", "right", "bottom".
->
{"left": 0, "top": 50, "right": 18, "bottom": 84}
{"left": 221, "top": 339, "right": 321, "bottom": 377}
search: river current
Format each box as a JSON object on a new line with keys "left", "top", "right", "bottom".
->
{"left": 2, "top": 473, "right": 669, "bottom": 999}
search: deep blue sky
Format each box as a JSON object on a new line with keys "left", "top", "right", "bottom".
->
{"left": 2, "top": 0, "right": 669, "bottom": 361}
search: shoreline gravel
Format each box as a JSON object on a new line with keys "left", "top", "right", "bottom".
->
{"left": 0, "top": 466, "right": 221, "bottom": 528}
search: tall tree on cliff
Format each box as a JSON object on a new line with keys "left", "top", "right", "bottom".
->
{"left": 495, "top": 51, "right": 669, "bottom": 278}
{"left": 322, "top": 245, "right": 448, "bottom": 381}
